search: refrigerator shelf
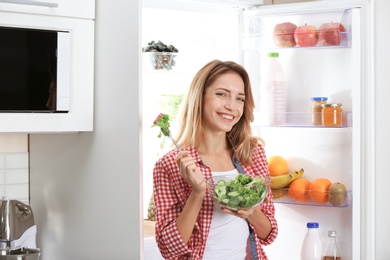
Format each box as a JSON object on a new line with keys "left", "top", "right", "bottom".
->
{"left": 242, "top": 32, "right": 351, "bottom": 51}
{"left": 251, "top": 111, "right": 352, "bottom": 128}
{"left": 242, "top": 7, "right": 353, "bottom": 50}
{"left": 272, "top": 189, "right": 352, "bottom": 208}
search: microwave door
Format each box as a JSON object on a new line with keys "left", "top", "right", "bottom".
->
{"left": 55, "top": 31, "right": 71, "bottom": 112}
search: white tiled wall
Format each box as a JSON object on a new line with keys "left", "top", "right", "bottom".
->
{"left": 0, "top": 134, "right": 29, "bottom": 204}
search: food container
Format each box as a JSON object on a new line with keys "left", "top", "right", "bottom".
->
{"left": 321, "top": 103, "right": 343, "bottom": 127}
{"left": 206, "top": 174, "right": 270, "bottom": 211}
{"left": 311, "top": 97, "right": 328, "bottom": 125}
{"left": 148, "top": 52, "right": 177, "bottom": 70}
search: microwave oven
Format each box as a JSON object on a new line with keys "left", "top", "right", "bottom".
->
{"left": 0, "top": 26, "right": 70, "bottom": 113}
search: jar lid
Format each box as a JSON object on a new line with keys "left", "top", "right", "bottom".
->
{"left": 311, "top": 97, "right": 328, "bottom": 101}
{"left": 321, "top": 103, "right": 342, "bottom": 107}
{"left": 307, "top": 222, "right": 319, "bottom": 228}
{"left": 268, "top": 52, "right": 279, "bottom": 57}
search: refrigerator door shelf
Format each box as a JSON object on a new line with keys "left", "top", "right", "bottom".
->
{"left": 242, "top": 8, "right": 353, "bottom": 50}
{"left": 252, "top": 111, "right": 352, "bottom": 128}
{"left": 271, "top": 189, "right": 352, "bottom": 208}
{"left": 242, "top": 34, "right": 351, "bottom": 51}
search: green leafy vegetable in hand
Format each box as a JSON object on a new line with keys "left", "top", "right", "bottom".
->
{"left": 152, "top": 113, "right": 182, "bottom": 151}
{"left": 212, "top": 174, "right": 268, "bottom": 210}
{"left": 152, "top": 113, "right": 171, "bottom": 138}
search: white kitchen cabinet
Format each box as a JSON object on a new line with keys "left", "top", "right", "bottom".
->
{"left": 0, "top": 1, "right": 95, "bottom": 132}
{"left": 0, "top": 0, "right": 94, "bottom": 19}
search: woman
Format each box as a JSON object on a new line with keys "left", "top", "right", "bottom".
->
{"left": 153, "top": 60, "right": 278, "bottom": 259}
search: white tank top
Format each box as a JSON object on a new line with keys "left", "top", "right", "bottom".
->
{"left": 202, "top": 169, "right": 250, "bottom": 260}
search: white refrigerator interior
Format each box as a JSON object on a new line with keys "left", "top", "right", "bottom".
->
{"left": 142, "top": 1, "right": 369, "bottom": 259}
{"left": 242, "top": 2, "right": 365, "bottom": 259}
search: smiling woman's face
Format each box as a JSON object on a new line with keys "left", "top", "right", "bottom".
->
{"left": 202, "top": 72, "right": 245, "bottom": 134}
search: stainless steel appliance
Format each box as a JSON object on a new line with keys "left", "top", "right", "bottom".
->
{"left": 0, "top": 197, "right": 40, "bottom": 260}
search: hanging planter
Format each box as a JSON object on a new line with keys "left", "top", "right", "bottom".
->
{"left": 142, "top": 40, "right": 179, "bottom": 70}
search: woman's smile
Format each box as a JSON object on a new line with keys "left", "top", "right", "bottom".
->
{"left": 218, "top": 113, "right": 234, "bottom": 121}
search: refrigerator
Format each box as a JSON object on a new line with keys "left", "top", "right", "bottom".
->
{"left": 142, "top": 0, "right": 371, "bottom": 259}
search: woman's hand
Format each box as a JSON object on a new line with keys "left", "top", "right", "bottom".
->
{"left": 221, "top": 197, "right": 270, "bottom": 218}
{"left": 175, "top": 151, "right": 206, "bottom": 194}
{"left": 221, "top": 207, "right": 256, "bottom": 219}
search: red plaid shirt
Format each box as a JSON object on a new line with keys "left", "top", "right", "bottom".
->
{"left": 153, "top": 143, "right": 278, "bottom": 259}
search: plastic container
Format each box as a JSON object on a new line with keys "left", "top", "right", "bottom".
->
{"left": 260, "top": 52, "right": 287, "bottom": 125}
{"left": 311, "top": 97, "right": 328, "bottom": 125}
{"left": 321, "top": 103, "right": 343, "bottom": 127}
{"left": 301, "top": 222, "right": 322, "bottom": 260}
{"left": 323, "top": 230, "right": 342, "bottom": 260}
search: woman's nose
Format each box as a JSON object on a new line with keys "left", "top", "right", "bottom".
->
{"left": 224, "top": 98, "right": 235, "bottom": 109}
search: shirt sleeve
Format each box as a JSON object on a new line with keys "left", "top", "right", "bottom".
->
{"left": 252, "top": 143, "right": 279, "bottom": 246}
{"left": 152, "top": 152, "right": 193, "bottom": 259}
{"left": 257, "top": 185, "right": 278, "bottom": 245}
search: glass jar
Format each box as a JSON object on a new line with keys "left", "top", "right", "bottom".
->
{"left": 311, "top": 97, "right": 328, "bottom": 125}
{"left": 321, "top": 103, "right": 343, "bottom": 127}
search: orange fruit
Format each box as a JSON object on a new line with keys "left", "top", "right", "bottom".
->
{"left": 288, "top": 178, "right": 311, "bottom": 203}
{"left": 309, "top": 178, "right": 332, "bottom": 204}
{"left": 267, "top": 155, "right": 288, "bottom": 176}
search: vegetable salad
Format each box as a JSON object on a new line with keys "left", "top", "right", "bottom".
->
{"left": 210, "top": 174, "right": 269, "bottom": 210}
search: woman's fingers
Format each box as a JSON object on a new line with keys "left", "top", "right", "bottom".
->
{"left": 175, "top": 152, "right": 205, "bottom": 192}
{"left": 221, "top": 207, "right": 255, "bottom": 219}
{"left": 175, "top": 151, "right": 189, "bottom": 163}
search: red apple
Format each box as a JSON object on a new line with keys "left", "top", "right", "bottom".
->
{"left": 273, "top": 22, "right": 297, "bottom": 48}
{"left": 294, "top": 24, "right": 318, "bottom": 47}
{"left": 318, "top": 22, "right": 346, "bottom": 46}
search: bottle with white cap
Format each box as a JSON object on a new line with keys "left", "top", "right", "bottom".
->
{"left": 301, "top": 222, "right": 322, "bottom": 260}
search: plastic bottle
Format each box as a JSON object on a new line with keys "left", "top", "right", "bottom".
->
{"left": 323, "top": 230, "right": 342, "bottom": 260}
{"left": 301, "top": 222, "right": 322, "bottom": 260}
{"left": 260, "top": 52, "right": 287, "bottom": 125}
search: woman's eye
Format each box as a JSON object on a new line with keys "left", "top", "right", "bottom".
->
{"left": 216, "top": 92, "right": 227, "bottom": 97}
{"left": 237, "top": 97, "right": 245, "bottom": 103}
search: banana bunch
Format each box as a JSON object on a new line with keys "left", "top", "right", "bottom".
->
{"left": 270, "top": 168, "right": 304, "bottom": 189}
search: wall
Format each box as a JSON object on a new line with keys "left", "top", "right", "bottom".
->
{"left": 0, "top": 134, "right": 29, "bottom": 203}
{"left": 29, "top": 1, "right": 142, "bottom": 259}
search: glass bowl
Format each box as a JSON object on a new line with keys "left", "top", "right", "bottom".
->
{"left": 148, "top": 52, "right": 177, "bottom": 70}
{"left": 206, "top": 174, "right": 270, "bottom": 211}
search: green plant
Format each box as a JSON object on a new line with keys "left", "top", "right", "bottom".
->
{"left": 159, "top": 94, "right": 184, "bottom": 121}
{"left": 156, "top": 94, "right": 183, "bottom": 150}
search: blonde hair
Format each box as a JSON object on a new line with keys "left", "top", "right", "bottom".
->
{"left": 175, "top": 60, "right": 262, "bottom": 166}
